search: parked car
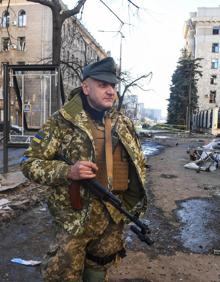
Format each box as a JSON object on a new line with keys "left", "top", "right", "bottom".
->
{"left": 0, "top": 122, "right": 22, "bottom": 134}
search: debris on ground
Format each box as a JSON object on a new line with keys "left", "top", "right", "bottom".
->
{"left": 185, "top": 137, "right": 220, "bottom": 172}
{"left": 11, "top": 258, "right": 41, "bottom": 266}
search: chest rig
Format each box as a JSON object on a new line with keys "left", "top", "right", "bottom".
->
{"left": 90, "top": 117, "right": 129, "bottom": 191}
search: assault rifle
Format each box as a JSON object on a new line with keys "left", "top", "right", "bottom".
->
{"left": 62, "top": 156, "right": 154, "bottom": 246}
{"left": 81, "top": 179, "right": 154, "bottom": 246}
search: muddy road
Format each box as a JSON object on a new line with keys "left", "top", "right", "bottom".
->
{"left": 1, "top": 137, "right": 220, "bottom": 281}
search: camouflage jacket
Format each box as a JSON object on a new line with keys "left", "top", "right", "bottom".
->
{"left": 21, "top": 91, "right": 147, "bottom": 236}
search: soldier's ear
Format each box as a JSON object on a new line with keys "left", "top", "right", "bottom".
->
{"left": 82, "top": 80, "right": 89, "bottom": 96}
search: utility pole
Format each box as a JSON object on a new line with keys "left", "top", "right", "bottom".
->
{"left": 118, "top": 31, "right": 125, "bottom": 95}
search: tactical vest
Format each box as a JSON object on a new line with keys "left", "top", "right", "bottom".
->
{"left": 90, "top": 118, "right": 129, "bottom": 191}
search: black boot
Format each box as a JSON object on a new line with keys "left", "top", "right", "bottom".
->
{"left": 83, "top": 267, "right": 107, "bottom": 282}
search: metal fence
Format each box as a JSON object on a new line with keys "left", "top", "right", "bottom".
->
{"left": 3, "top": 64, "right": 64, "bottom": 173}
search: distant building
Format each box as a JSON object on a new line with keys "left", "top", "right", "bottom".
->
{"left": 0, "top": 0, "right": 107, "bottom": 126}
{"left": 184, "top": 7, "right": 220, "bottom": 134}
{"left": 144, "top": 108, "right": 161, "bottom": 122}
{"left": 123, "top": 94, "right": 138, "bottom": 120}
{"left": 136, "top": 103, "right": 145, "bottom": 120}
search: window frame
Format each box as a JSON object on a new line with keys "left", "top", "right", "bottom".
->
{"left": 18, "top": 10, "right": 26, "bottom": 27}
{"left": 1, "top": 37, "right": 10, "bottom": 51}
{"left": 2, "top": 10, "right": 10, "bottom": 28}
{"left": 212, "top": 43, "right": 219, "bottom": 53}
{"left": 211, "top": 58, "right": 219, "bottom": 69}
{"left": 17, "top": 36, "right": 26, "bottom": 51}
{"left": 213, "top": 26, "right": 220, "bottom": 35}
{"left": 209, "top": 90, "right": 216, "bottom": 103}
{"left": 210, "top": 74, "right": 217, "bottom": 85}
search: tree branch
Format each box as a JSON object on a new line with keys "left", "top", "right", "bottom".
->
{"left": 27, "top": 0, "right": 54, "bottom": 9}
{"left": 128, "top": 0, "right": 139, "bottom": 9}
{"left": 61, "top": 0, "right": 87, "bottom": 21}
{"left": 99, "top": 0, "right": 124, "bottom": 25}
{"left": 6, "top": 0, "right": 12, "bottom": 45}
{"left": 118, "top": 72, "right": 152, "bottom": 110}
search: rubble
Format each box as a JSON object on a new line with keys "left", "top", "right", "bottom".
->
{"left": 0, "top": 170, "right": 50, "bottom": 224}
{"left": 0, "top": 171, "right": 27, "bottom": 192}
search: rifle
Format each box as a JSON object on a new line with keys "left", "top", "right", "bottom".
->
{"left": 61, "top": 156, "right": 154, "bottom": 246}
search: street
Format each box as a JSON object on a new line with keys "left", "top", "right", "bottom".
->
{"left": 0, "top": 136, "right": 220, "bottom": 281}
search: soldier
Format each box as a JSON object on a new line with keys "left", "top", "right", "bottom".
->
{"left": 21, "top": 57, "right": 147, "bottom": 282}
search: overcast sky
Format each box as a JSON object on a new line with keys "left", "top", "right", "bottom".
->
{"left": 63, "top": 0, "right": 220, "bottom": 117}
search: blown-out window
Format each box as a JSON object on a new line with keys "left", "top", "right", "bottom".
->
{"left": 2, "top": 37, "right": 10, "bottom": 51}
{"left": 209, "top": 90, "right": 216, "bottom": 103}
{"left": 210, "top": 74, "right": 217, "bottom": 84}
{"left": 17, "top": 37, "right": 26, "bottom": 51}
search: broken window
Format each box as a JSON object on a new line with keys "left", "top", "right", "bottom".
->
{"left": 210, "top": 74, "right": 217, "bottom": 85}
{"left": 18, "top": 10, "right": 26, "bottom": 27}
{"left": 17, "top": 37, "right": 26, "bottom": 51}
{"left": 2, "top": 37, "right": 10, "bottom": 51}
{"left": 2, "top": 10, "right": 9, "bottom": 28}
{"left": 209, "top": 91, "right": 216, "bottom": 103}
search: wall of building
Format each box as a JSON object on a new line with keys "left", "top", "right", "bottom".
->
{"left": 184, "top": 7, "right": 220, "bottom": 134}
{"left": 0, "top": 0, "right": 52, "bottom": 64}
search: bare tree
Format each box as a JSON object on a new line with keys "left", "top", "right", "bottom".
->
{"left": 119, "top": 71, "right": 153, "bottom": 119}
{"left": 27, "top": 0, "right": 87, "bottom": 65}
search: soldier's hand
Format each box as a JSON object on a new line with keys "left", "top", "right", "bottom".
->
{"left": 67, "top": 161, "right": 98, "bottom": 180}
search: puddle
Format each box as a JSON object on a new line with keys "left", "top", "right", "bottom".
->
{"left": 141, "top": 140, "right": 164, "bottom": 157}
{"left": 160, "top": 174, "right": 178, "bottom": 179}
{"left": 175, "top": 197, "right": 220, "bottom": 253}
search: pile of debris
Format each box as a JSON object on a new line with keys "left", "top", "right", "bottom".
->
{"left": 185, "top": 138, "right": 220, "bottom": 172}
{"left": 0, "top": 171, "right": 50, "bottom": 223}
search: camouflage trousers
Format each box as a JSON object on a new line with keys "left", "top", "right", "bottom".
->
{"left": 41, "top": 218, "right": 124, "bottom": 282}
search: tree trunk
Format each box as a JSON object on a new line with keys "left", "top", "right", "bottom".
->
{"left": 52, "top": 15, "right": 62, "bottom": 65}
{"left": 50, "top": 13, "right": 62, "bottom": 112}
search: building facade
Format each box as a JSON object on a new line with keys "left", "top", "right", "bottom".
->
{"left": 184, "top": 7, "right": 220, "bottom": 134}
{"left": 123, "top": 94, "right": 139, "bottom": 121}
{"left": 144, "top": 108, "right": 161, "bottom": 122}
{"left": 0, "top": 0, "right": 107, "bottom": 128}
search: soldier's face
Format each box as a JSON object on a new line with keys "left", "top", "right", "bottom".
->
{"left": 82, "top": 78, "right": 117, "bottom": 111}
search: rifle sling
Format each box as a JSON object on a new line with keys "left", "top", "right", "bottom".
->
{"left": 105, "top": 117, "right": 113, "bottom": 190}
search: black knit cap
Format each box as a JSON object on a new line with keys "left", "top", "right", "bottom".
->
{"left": 82, "top": 57, "right": 118, "bottom": 84}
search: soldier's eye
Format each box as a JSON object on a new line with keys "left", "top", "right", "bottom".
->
{"left": 99, "top": 82, "right": 107, "bottom": 88}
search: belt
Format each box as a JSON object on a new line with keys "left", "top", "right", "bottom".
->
{"left": 86, "top": 248, "right": 126, "bottom": 265}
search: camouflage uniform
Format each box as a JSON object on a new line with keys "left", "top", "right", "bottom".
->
{"left": 21, "top": 90, "right": 147, "bottom": 282}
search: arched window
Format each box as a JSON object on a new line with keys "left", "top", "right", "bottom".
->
{"left": 18, "top": 10, "right": 26, "bottom": 27}
{"left": 2, "top": 10, "right": 10, "bottom": 28}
